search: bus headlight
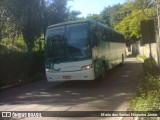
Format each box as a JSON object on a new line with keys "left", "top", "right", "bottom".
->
{"left": 81, "top": 64, "right": 92, "bottom": 70}
{"left": 45, "top": 68, "right": 53, "bottom": 72}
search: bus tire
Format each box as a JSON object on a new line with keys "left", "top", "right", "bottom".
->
{"left": 121, "top": 54, "right": 124, "bottom": 65}
{"left": 100, "top": 62, "right": 107, "bottom": 80}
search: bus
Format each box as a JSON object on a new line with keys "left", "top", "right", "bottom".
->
{"left": 45, "top": 20, "right": 126, "bottom": 81}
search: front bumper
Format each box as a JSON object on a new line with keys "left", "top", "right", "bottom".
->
{"left": 46, "top": 68, "right": 95, "bottom": 81}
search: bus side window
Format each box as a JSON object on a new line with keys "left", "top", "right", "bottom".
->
{"left": 106, "top": 30, "right": 111, "bottom": 42}
{"left": 98, "top": 27, "right": 106, "bottom": 42}
{"left": 101, "top": 28, "right": 106, "bottom": 41}
{"left": 90, "top": 22, "right": 99, "bottom": 47}
{"left": 91, "top": 31, "right": 98, "bottom": 46}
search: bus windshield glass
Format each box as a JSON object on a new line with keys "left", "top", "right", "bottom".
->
{"left": 45, "top": 23, "right": 90, "bottom": 61}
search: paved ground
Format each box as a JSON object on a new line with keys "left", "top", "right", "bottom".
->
{"left": 0, "top": 57, "right": 143, "bottom": 120}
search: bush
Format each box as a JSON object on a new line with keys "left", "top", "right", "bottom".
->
{"left": 1, "top": 35, "right": 27, "bottom": 52}
{"left": 0, "top": 44, "right": 8, "bottom": 54}
{"left": 0, "top": 50, "right": 45, "bottom": 88}
{"left": 14, "top": 35, "right": 27, "bottom": 52}
{"left": 131, "top": 56, "right": 160, "bottom": 120}
{"left": 137, "top": 55, "right": 147, "bottom": 60}
{"left": 143, "top": 58, "right": 160, "bottom": 75}
{"left": 131, "top": 75, "right": 160, "bottom": 111}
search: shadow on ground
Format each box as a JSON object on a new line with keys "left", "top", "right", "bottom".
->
{"left": 0, "top": 57, "right": 143, "bottom": 113}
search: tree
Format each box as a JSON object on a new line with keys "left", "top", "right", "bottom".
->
{"left": 20, "top": 0, "right": 43, "bottom": 52}
{"left": 86, "top": 14, "right": 104, "bottom": 23}
{"left": 0, "top": 0, "right": 10, "bottom": 42}
{"left": 66, "top": 10, "right": 81, "bottom": 21}
{"left": 0, "top": 0, "right": 69, "bottom": 52}
{"left": 44, "top": 0, "right": 68, "bottom": 25}
{"left": 114, "top": 9, "right": 149, "bottom": 43}
{"left": 101, "top": 4, "right": 124, "bottom": 27}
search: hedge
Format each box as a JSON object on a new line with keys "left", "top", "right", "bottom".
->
{"left": 0, "top": 50, "right": 45, "bottom": 88}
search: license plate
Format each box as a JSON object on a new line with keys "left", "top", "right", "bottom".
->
{"left": 63, "top": 75, "right": 71, "bottom": 79}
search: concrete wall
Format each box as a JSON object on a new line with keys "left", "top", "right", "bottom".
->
{"left": 139, "top": 43, "right": 158, "bottom": 63}
{"left": 131, "top": 41, "right": 160, "bottom": 68}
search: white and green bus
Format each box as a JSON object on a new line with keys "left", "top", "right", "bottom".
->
{"left": 45, "top": 20, "right": 126, "bottom": 81}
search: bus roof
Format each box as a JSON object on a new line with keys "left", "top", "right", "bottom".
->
{"left": 47, "top": 20, "right": 88, "bottom": 28}
{"left": 47, "top": 20, "right": 123, "bottom": 35}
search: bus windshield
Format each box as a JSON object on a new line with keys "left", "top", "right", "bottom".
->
{"left": 45, "top": 23, "right": 90, "bottom": 61}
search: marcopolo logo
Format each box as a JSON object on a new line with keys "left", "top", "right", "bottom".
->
{"left": 52, "top": 63, "right": 61, "bottom": 72}
{"left": 2, "top": 112, "right": 11, "bottom": 117}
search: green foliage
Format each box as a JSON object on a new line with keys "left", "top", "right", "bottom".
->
{"left": 1, "top": 35, "right": 27, "bottom": 52}
{"left": 0, "top": 0, "right": 8, "bottom": 42}
{"left": 30, "top": 72, "right": 45, "bottom": 81}
{"left": 0, "top": 0, "right": 157, "bottom": 49}
{"left": 137, "top": 55, "right": 147, "bottom": 60}
{"left": 131, "top": 57, "right": 160, "bottom": 119}
{"left": 101, "top": 1, "right": 141, "bottom": 28}
{"left": 86, "top": 14, "right": 105, "bottom": 24}
{"left": 66, "top": 10, "right": 81, "bottom": 21}
{"left": 0, "top": 50, "right": 45, "bottom": 87}
{"left": 0, "top": 0, "right": 72, "bottom": 51}
{"left": 101, "top": 4, "right": 124, "bottom": 27}
{"left": 32, "top": 35, "right": 44, "bottom": 52}
{"left": 14, "top": 35, "right": 27, "bottom": 52}
{"left": 114, "top": 9, "right": 148, "bottom": 43}
{"left": 97, "top": 0, "right": 156, "bottom": 44}
{"left": 131, "top": 75, "right": 160, "bottom": 111}
{"left": 0, "top": 44, "right": 8, "bottom": 54}
{"left": 1, "top": 38, "right": 11, "bottom": 46}
{"left": 143, "top": 58, "right": 160, "bottom": 75}
{"left": 0, "top": 51, "right": 32, "bottom": 87}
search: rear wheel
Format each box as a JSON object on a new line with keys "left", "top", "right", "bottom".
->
{"left": 121, "top": 54, "right": 124, "bottom": 65}
{"left": 101, "top": 63, "right": 107, "bottom": 80}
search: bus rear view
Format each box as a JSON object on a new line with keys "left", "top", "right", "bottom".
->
{"left": 45, "top": 21, "right": 94, "bottom": 81}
